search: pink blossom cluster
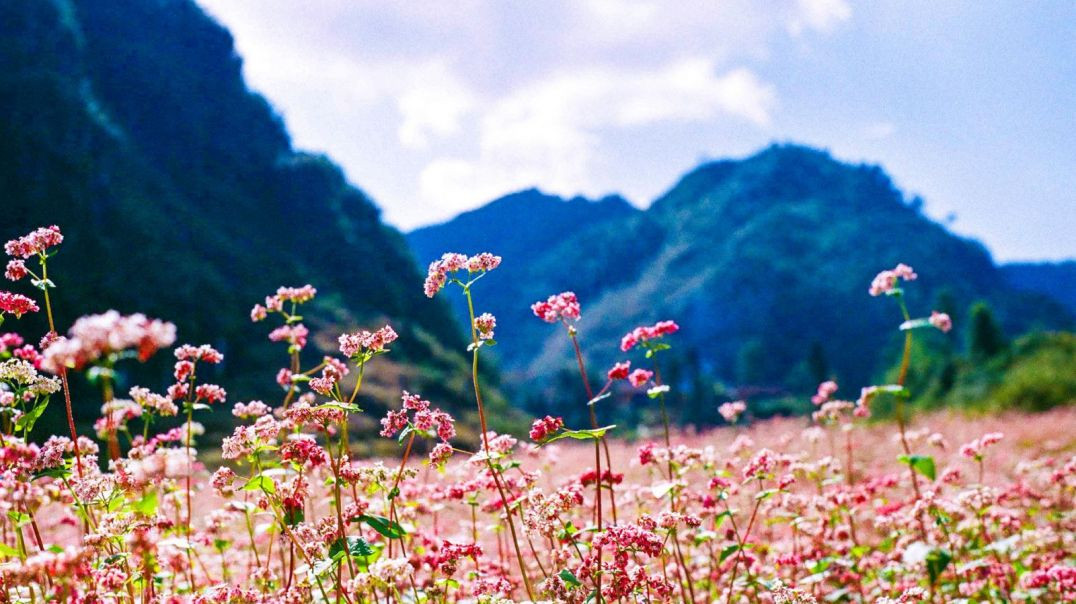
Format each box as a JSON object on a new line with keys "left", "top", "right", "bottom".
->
{"left": 718, "top": 400, "right": 747, "bottom": 423}
{"left": 869, "top": 262, "right": 917, "bottom": 296}
{"left": 380, "top": 391, "right": 456, "bottom": 444}
{"left": 628, "top": 368, "right": 653, "bottom": 388}
{"left": 811, "top": 380, "right": 839, "bottom": 405}
{"left": 250, "top": 284, "right": 317, "bottom": 320}
{"left": 620, "top": 320, "right": 680, "bottom": 351}
{"left": 423, "top": 252, "right": 501, "bottom": 297}
{"left": 607, "top": 360, "right": 631, "bottom": 380}
{"left": 4, "top": 225, "right": 63, "bottom": 259}
{"left": 0, "top": 291, "right": 38, "bottom": 318}
{"left": 473, "top": 312, "right": 496, "bottom": 340}
{"left": 531, "top": 291, "right": 581, "bottom": 323}
{"left": 40, "top": 311, "right": 176, "bottom": 373}
{"left": 930, "top": 310, "right": 953, "bottom": 333}
{"left": 338, "top": 324, "right": 398, "bottom": 357}
{"left": 528, "top": 415, "right": 564, "bottom": 441}
{"left": 960, "top": 432, "right": 1004, "bottom": 459}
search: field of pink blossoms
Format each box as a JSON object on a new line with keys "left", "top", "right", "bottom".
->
{"left": 0, "top": 225, "right": 1073, "bottom": 603}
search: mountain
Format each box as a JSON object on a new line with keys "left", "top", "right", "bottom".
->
{"left": 407, "top": 145, "right": 1073, "bottom": 425}
{"left": 1002, "top": 261, "right": 1076, "bottom": 317}
{"left": 408, "top": 189, "right": 639, "bottom": 358}
{"left": 0, "top": 0, "right": 509, "bottom": 439}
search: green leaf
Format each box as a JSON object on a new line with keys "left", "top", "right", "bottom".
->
{"left": 926, "top": 548, "right": 952, "bottom": 585}
{"left": 316, "top": 402, "right": 360, "bottom": 413}
{"left": 354, "top": 514, "right": 407, "bottom": 539}
{"left": 897, "top": 454, "right": 936, "bottom": 481}
{"left": 243, "top": 474, "right": 276, "bottom": 495}
{"left": 720, "top": 544, "right": 741, "bottom": 562}
{"left": 899, "top": 318, "right": 932, "bottom": 331}
{"left": 755, "top": 488, "right": 778, "bottom": 501}
{"left": 132, "top": 490, "right": 158, "bottom": 516}
{"left": 32, "top": 465, "right": 70, "bottom": 481}
{"left": 587, "top": 392, "right": 612, "bottom": 407}
{"left": 0, "top": 543, "right": 19, "bottom": 558}
{"left": 559, "top": 569, "right": 582, "bottom": 587}
{"left": 15, "top": 397, "right": 50, "bottom": 433}
{"left": 6, "top": 511, "right": 30, "bottom": 527}
{"left": 543, "top": 425, "right": 616, "bottom": 444}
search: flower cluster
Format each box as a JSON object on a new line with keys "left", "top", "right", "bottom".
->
{"left": 869, "top": 262, "right": 917, "bottom": 296}
{"left": 531, "top": 291, "right": 581, "bottom": 323}
{"left": 718, "top": 400, "right": 747, "bottom": 423}
{"left": 250, "top": 284, "right": 317, "bottom": 320}
{"left": 4, "top": 225, "right": 63, "bottom": 259}
{"left": 423, "top": 252, "right": 501, "bottom": 297}
{"left": 473, "top": 312, "right": 496, "bottom": 340}
{"left": 0, "top": 291, "right": 38, "bottom": 318}
{"left": 40, "top": 311, "right": 176, "bottom": 373}
{"left": 338, "top": 324, "right": 398, "bottom": 358}
{"left": 528, "top": 415, "right": 564, "bottom": 442}
{"left": 620, "top": 319, "right": 679, "bottom": 351}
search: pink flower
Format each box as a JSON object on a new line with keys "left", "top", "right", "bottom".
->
{"left": 811, "top": 380, "right": 839, "bottom": 405}
{"left": 620, "top": 320, "right": 680, "bottom": 351}
{"left": 41, "top": 311, "right": 176, "bottom": 373}
{"left": 869, "top": 263, "right": 917, "bottom": 296}
{"left": 268, "top": 324, "right": 309, "bottom": 349}
{"left": 473, "top": 313, "right": 496, "bottom": 340}
{"left": 429, "top": 442, "right": 453, "bottom": 466}
{"left": 423, "top": 252, "right": 501, "bottom": 297}
{"left": 529, "top": 416, "right": 564, "bottom": 442}
{"left": 0, "top": 291, "right": 39, "bottom": 318}
{"left": 929, "top": 310, "right": 952, "bottom": 333}
{"left": 718, "top": 400, "right": 747, "bottom": 423}
{"left": 338, "top": 324, "right": 398, "bottom": 357}
{"left": 607, "top": 361, "right": 631, "bottom": 381}
{"left": 628, "top": 368, "right": 653, "bottom": 388}
{"left": 531, "top": 292, "right": 581, "bottom": 323}
{"left": 249, "top": 304, "right": 267, "bottom": 322}
{"left": 380, "top": 409, "right": 408, "bottom": 438}
{"left": 194, "top": 384, "right": 227, "bottom": 404}
{"left": 4, "top": 225, "right": 63, "bottom": 259}
{"left": 174, "top": 344, "right": 223, "bottom": 364}
{"left": 275, "top": 368, "right": 293, "bottom": 388}
{"left": 4, "top": 260, "right": 27, "bottom": 281}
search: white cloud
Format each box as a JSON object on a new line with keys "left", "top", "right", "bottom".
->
{"left": 787, "top": 0, "right": 852, "bottom": 36}
{"left": 417, "top": 60, "right": 776, "bottom": 217}
{"left": 395, "top": 62, "right": 476, "bottom": 149}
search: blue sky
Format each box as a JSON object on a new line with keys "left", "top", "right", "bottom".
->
{"left": 197, "top": 0, "right": 1074, "bottom": 261}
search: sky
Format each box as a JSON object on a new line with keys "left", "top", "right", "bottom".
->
{"left": 196, "top": 0, "right": 1075, "bottom": 261}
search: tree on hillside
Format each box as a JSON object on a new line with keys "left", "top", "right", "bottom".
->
{"left": 967, "top": 302, "right": 1008, "bottom": 361}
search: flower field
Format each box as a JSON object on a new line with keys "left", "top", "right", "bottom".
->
{"left": 0, "top": 226, "right": 1073, "bottom": 603}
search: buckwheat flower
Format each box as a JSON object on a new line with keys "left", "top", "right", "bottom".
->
{"left": 606, "top": 360, "right": 631, "bottom": 381}
{"left": 743, "top": 448, "right": 777, "bottom": 480}
{"left": 869, "top": 263, "right": 917, "bottom": 296}
{"left": 429, "top": 442, "right": 454, "bottom": 466}
{"left": 628, "top": 368, "right": 653, "bottom": 388}
{"left": 0, "top": 359, "right": 60, "bottom": 394}
{"left": 338, "top": 324, "right": 398, "bottom": 357}
{"left": 380, "top": 409, "right": 408, "bottom": 438}
{"left": 811, "top": 380, "right": 839, "bottom": 405}
{"left": 281, "top": 436, "right": 328, "bottom": 468}
{"left": 41, "top": 311, "right": 177, "bottom": 373}
{"left": 276, "top": 368, "right": 293, "bottom": 388}
{"left": 466, "top": 252, "right": 501, "bottom": 272}
{"left": 4, "top": 225, "right": 63, "bottom": 259}
{"left": 232, "top": 400, "right": 269, "bottom": 419}
{"left": 531, "top": 291, "right": 581, "bottom": 323}
{"left": 249, "top": 304, "right": 267, "bottom": 322}
{"left": 718, "top": 400, "right": 747, "bottom": 423}
{"left": 211, "top": 467, "right": 238, "bottom": 497}
{"left": 309, "top": 373, "right": 336, "bottom": 396}
{"left": 274, "top": 284, "right": 317, "bottom": 305}
{"left": 929, "top": 310, "right": 952, "bottom": 333}
{"left": 620, "top": 320, "right": 680, "bottom": 351}
{"left": 129, "top": 386, "right": 177, "bottom": 416}
{"left": 474, "top": 312, "right": 496, "bottom": 340}
{"left": 194, "top": 383, "right": 226, "bottom": 404}
{"left": 0, "top": 291, "right": 39, "bottom": 318}
{"left": 529, "top": 415, "right": 564, "bottom": 442}
{"left": 4, "top": 260, "right": 27, "bottom": 281}
{"left": 174, "top": 343, "right": 222, "bottom": 364}
{"left": 268, "top": 323, "right": 308, "bottom": 349}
